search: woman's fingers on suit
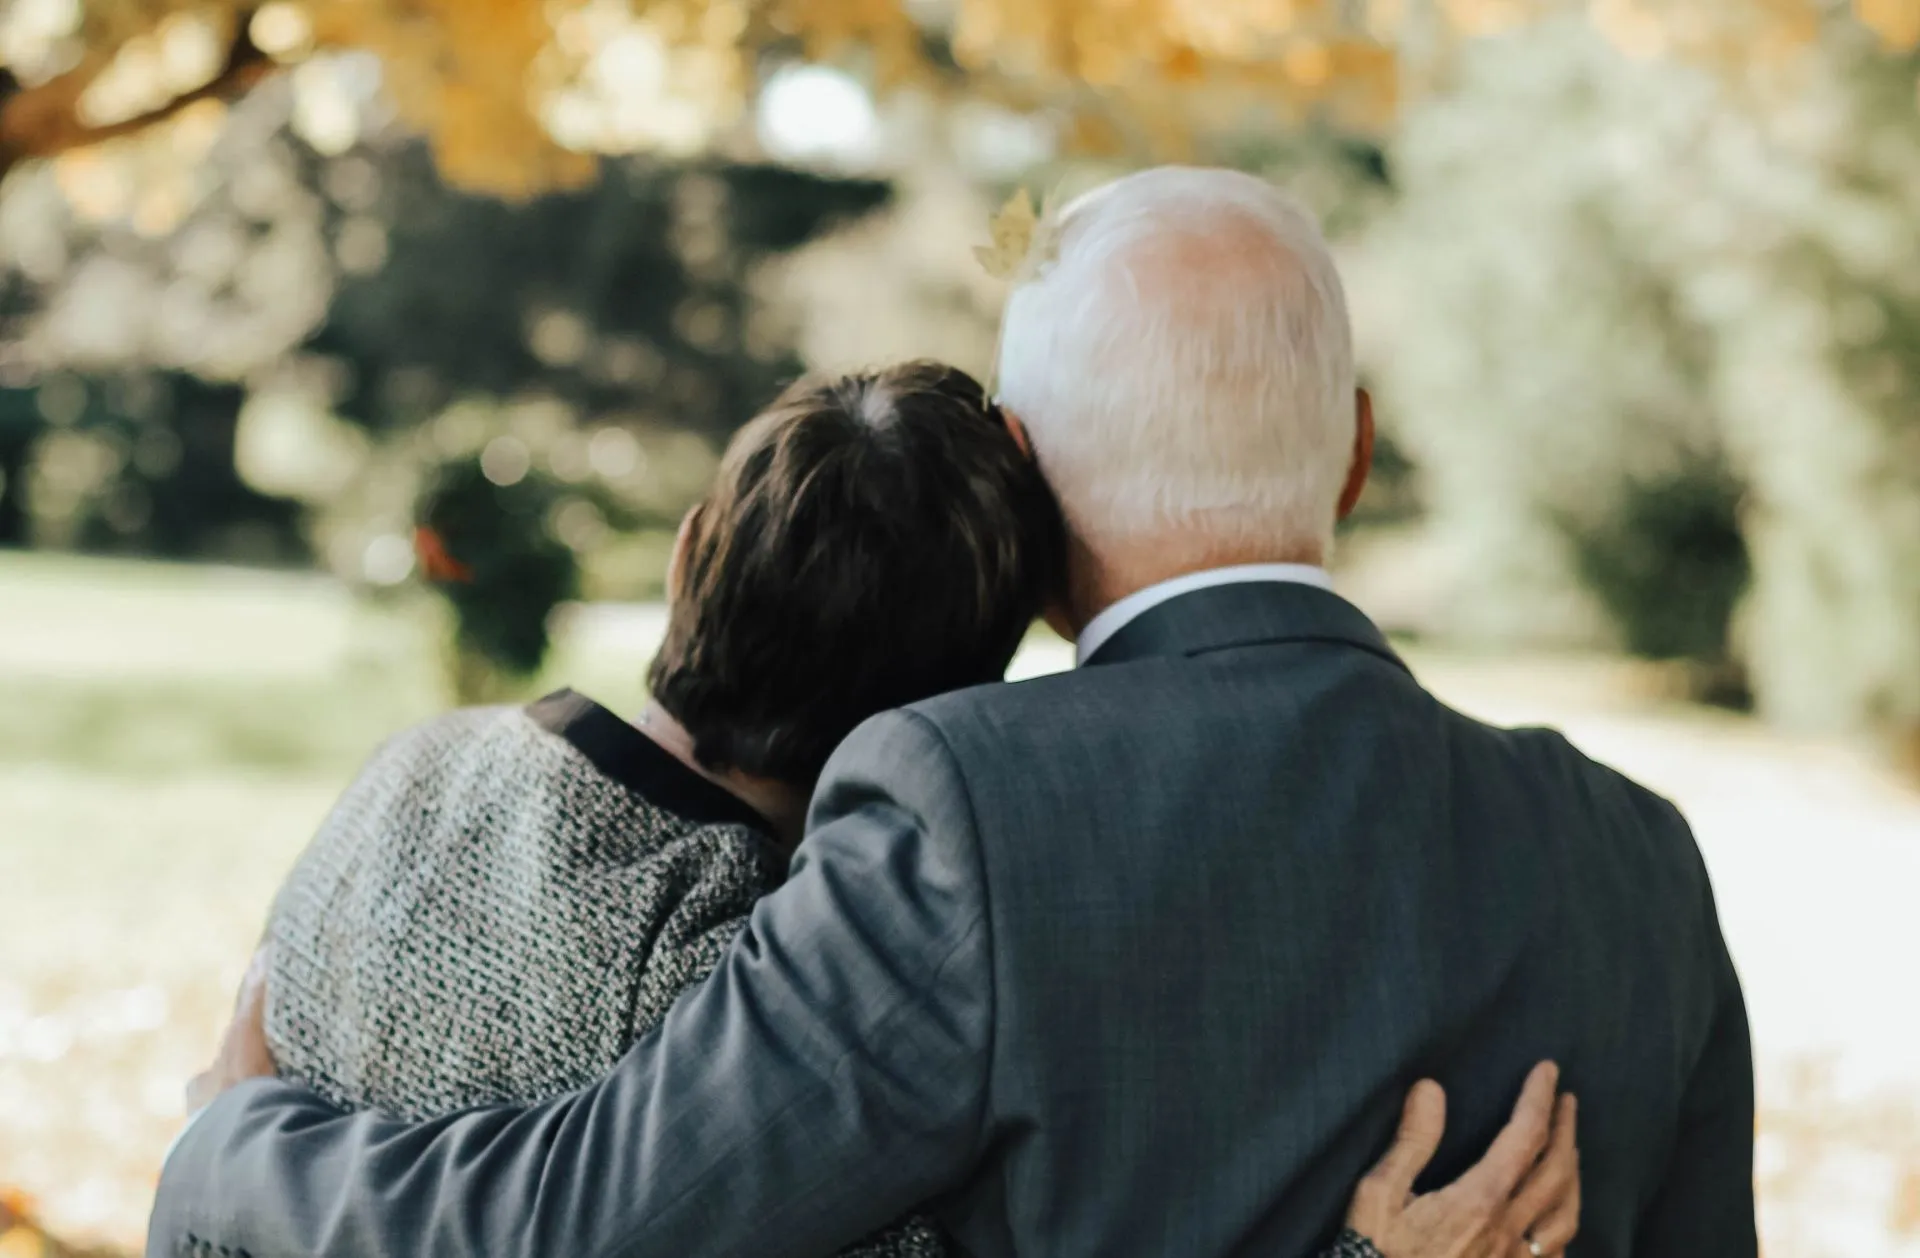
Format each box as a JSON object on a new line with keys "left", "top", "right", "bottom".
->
{"left": 1453, "top": 1061, "right": 1559, "bottom": 1208}
{"left": 1346, "top": 1063, "right": 1571, "bottom": 1258}
{"left": 1503, "top": 1093, "right": 1581, "bottom": 1256}
{"left": 1526, "top": 1184, "right": 1581, "bottom": 1258}
{"left": 184, "top": 946, "right": 277, "bottom": 1112}
{"left": 1346, "top": 1078, "right": 1446, "bottom": 1242}
{"left": 1375, "top": 1079, "right": 1449, "bottom": 1198}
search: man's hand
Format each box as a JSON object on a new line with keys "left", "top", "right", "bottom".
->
{"left": 1347, "top": 1062, "right": 1580, "bottom": 1258}
{"left": 184, "top": 947, "right": 277, "bottom": 1113}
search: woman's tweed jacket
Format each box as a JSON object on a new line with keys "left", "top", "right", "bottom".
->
{"left": 263, "top": 688, "right": 946, "bottom": 1258}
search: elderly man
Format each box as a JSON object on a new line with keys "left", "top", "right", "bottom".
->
{"left": 150, "top": 168, "right": 1753, "bottom": 1258}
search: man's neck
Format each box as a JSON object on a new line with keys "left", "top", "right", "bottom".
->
{"left": 634, "top": 702, "right": 809, "bottom": 851}
{"left": 1056, "top": 531, "right": 1326, "bottom": 640}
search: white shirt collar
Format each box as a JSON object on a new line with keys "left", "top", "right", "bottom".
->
{"left": 1074, "top": 563, "right": 1334, "bottom": 666}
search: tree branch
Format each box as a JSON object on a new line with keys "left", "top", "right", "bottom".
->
{"left": 0, "top": 12, "right": 273, "bottom": 183}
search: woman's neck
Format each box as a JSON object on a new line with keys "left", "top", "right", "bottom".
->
{"left": 633, "top": 702, "right": 809, "bottom": 851}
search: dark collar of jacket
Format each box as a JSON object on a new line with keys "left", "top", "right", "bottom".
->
{"left": 1079, "top": 579, "right": 1410, "bottom": 676}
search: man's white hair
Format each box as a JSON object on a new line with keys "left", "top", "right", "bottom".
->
{"left": 996, "top": 167, "right": 1355, "bottom": 558}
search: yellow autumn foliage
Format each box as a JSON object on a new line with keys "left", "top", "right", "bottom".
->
{"left": 2, "top": 0, "right": 1919, "bottom": 195}
{"left": 0, "top": 1189, "right": 118, "bottom": 1258}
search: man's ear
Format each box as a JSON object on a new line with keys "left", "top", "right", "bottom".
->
{"left": 1336, "top": 387, "right": 1375, "bottom": 522}
{"left": 998, "top": 404, "right": 1034, "bottom": 459}
{"left": 667, "top": 504, "right": 702, "bottom": 602}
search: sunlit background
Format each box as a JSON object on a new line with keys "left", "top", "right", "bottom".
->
{"left": 1, "top": 0, "right": 1918, "bottom": 1253}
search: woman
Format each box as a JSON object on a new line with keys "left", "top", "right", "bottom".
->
{"left": 252, "top": 362, "right": 1577, "bottom": 1258}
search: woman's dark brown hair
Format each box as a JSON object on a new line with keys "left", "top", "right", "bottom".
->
{"left": 646, "top": 360, "right": 1065, "bottom": 784}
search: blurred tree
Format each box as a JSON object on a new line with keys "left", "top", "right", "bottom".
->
{"left": 6, "top": 0, "right": 1920, "bottom": 201}
{"left": 0, "top": 72, "right": 890, "bottom": 587}
{"left": 1, "top": 370, "right": 307, "bottom": 560}
{"left": 293, "top": 143, "right": 890, "bottom": 614}
{"left": 68, "top": 371, "right": 306, "bottom": 560}
{"left": 1700, "top": 30, "right": 1920, "bottom": 767}
{"left": 1368, "top": 28, "right": 1736, "bottom": 654}
{"left": 0, "top": 269, "right": 47, "bottom": 546}
{"left": 1371, "top": 14, "right": 1920, "bottom": 757}
{"left": 0, "top": 388, "right": 40, "bottom": 546}
{"left": 311, "top": 147, "right": 888, "bottom": 445}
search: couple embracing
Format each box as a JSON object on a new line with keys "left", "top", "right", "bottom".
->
{"left": 152, "top": 167, "right": 1756, "bottom": 1258}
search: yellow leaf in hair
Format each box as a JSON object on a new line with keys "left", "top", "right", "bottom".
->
{"left": 975, "top": 188, "right": 1039, "bottom": 281}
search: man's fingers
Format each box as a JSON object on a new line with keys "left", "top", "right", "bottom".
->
{"left": 1368, "top": 1079, "right": 1448, "bottom": 1201}
{"left": 1506, "top": 1093, "right": 1579, "bottom": 1236}
{"left": 1453, "top": 1061, "right": 1559, "bottom": 1202}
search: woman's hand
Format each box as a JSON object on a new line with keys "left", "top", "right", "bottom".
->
{"left": 184, "top": 946, "right": 277, "bottom": 1113}
{"left": 1346, "top": 1061, "right": 1580, "bottom": 1258}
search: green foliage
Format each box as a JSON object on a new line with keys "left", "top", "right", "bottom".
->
{"left": 312, "top": 148, "right": 892, "bottom": 443}
{"left": 1371, "top": 16, "right": 1920, "bottom": 746}
{"left": 1370, "top": 21, "right": 1730, "bottom": 652}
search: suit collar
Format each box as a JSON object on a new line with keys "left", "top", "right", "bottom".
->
{"left": 1074, "top": 563, "right": 1334, "bottom": 665}
{"left": 1080, "top": 580, "right": 1409, "bottom": 674}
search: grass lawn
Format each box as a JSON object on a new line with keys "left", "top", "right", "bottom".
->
{"left": 3, "top": 550, "right": 1917, "bottom": 1255}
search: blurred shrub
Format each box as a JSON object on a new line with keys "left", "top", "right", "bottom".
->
{"left": 415, "top": 456, "right": 581, "bottom": 701}
{"left": 1560, "top": 459, "right": 1751, "bottom": 704}
{"left": 1371, "top": 16, "right": 1920, "bottom": 751}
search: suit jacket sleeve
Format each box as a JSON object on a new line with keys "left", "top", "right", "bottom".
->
{"left": 146, "top": 709, "right": 995, "bottom": 1258}
{"left": 1633, "top": 862, "right": 1759, "bottom": 1257}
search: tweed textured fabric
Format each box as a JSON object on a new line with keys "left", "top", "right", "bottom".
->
{"left": 264, "top": 689, "right": 950, "bottom": 1258}
{"left": 1327, "top": 1230, "right": 1387, "bottom": 1258}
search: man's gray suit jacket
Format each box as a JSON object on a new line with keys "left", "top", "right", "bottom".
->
{"left": 149, "top": 581, "right": 1756, "bottom": 1258}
